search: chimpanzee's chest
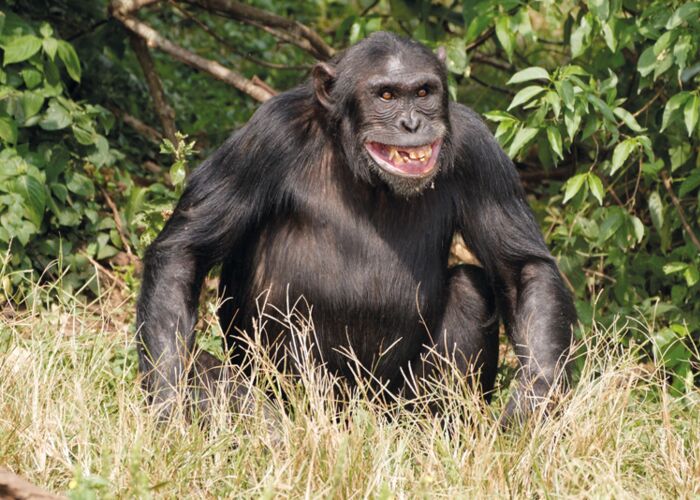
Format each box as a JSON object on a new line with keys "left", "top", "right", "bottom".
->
{"left": 234, "top": 179, "right": 454, "bottom": 378}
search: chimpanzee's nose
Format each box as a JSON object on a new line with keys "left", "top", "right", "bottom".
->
{"left": 400, "top": 114, "right": 422, "bottom": 133}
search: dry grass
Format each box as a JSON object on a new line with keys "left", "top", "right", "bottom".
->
{"left": 0, "top": 266, "right": 699, "bottom": 499}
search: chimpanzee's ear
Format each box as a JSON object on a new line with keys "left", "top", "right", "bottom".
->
{"left": 435, "top": 46, "right": 447, "bottom": 64}
{"left": 312, "top": 62, "right": 337, "bottom": 110}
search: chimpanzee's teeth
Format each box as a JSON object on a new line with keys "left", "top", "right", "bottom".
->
{"left": 382, "top": 143, "right": 434, "bottom": 164}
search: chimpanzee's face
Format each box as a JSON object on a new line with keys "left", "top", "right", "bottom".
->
{"left": 313, "top": 34, "right": 451, "bottom": 196}
{"left": 354, "top": 54, "right": 449, "bottom": 195}
{"left": 359, "top": 57, "right": 446, "bottom": 175}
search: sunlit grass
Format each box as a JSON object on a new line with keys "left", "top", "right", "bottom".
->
{"left": 1, "top": 265, "right": 699, "bottom": 498}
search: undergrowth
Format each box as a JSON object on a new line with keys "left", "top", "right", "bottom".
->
{"left": 0, "top": 264, "right": 699, "bottom": 498}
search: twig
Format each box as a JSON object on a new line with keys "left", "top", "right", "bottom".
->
{"left": 113, "top": 13, "right": 275, "bottom": 102}
{"left": 661, "top": 171, "right": 700, "bottom": 252}
{"left": 187, "top": 0, "right": 334, "bottom": 60}
{"left": 170, "top": 2, "right": 308, "bottom": 72}
{"left": 108, "top": 105, "right": 163, "bottom": 143}
{"left": 130, "top": 34, "right": 178, "bottom": 143}
{"left": 632, "top": 88, "right": 663, "bottom": 117}
{"left": 469, "top": 74, "right": 515, "bottom": 96}
{"left": 100, "top": 188, "right": 136, "bottom": 262}
{"left": 82, "top": 252, "right": 129, "bottom": 291}
{"left": 466, "top": 27, "right": 495, "bottom": 52}
{"left": 110, "top": 0, "right": 161, "bottom": 16}
{"left": 471, "top": 53, "right": 514, "bottom": 72}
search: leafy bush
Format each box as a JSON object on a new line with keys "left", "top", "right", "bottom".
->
{"left": 0, "top": 11, "right": 128, "bottom": 296}
{"left": 1, "top": 1, "right": 698, "bottom": 388}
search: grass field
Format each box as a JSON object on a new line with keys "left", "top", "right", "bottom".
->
{"left": 1, "top": 268, "right": 699, "bottom": 498}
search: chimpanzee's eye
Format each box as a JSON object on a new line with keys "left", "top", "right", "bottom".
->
{"left": 380, "top": 89, "right": 394, "bottom": 101}
{"left": 417, "top": 87, "right": 428, "bottom": 97}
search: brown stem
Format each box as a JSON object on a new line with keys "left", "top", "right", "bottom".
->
{"left": 100, "top": 187, "right": 136, "bottom": 262}
{"left": 466, "top": 27, "right": 495, "bottom": 52}
{"left": 169, "top": 2, "right": 308, "bottom": 71}
{"left": 130, "top": 34, "right": 178, "bottom": 143}
{"left": 661, "top": 171, "right": 700, "bottom": 252}
{"left": 114, "top": 13, "right": 275, "bottom": 102}
{"left": 110, "top": 0, "right": 161, "bottom": 16}
{"left": 108, "top": 105, "right": 163, "bottom": 143}
{"left": 187, "top": 0, "right": 334, "bottom": 60}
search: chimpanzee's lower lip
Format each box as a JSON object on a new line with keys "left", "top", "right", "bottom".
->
{"left": 364, "top": 139, "right": 442, "bottom": 178}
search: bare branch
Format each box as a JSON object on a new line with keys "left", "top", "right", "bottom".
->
{"left": 110, "top": 0, "right": 161, "bottom": 16}
{"left": 113, "top": 13, "right": 275, "bottom": 102}
{"left": 130, "top": 34, "right": 178, "bottom": 143}
{"left": 186, "top": 0, "right": 334, "bottom": 60}
{"left": 169, "top": 2, "right": 309, "bottom": 71}
{"left": 661, "top": 171, "right": 700, "bottom": 252}
{"left": 108, "top": 105, "right": 163, "bottom": 143}
{"left": 100, "top": 188, "right": 136, "bottom": 264}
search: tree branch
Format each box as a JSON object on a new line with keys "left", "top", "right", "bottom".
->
{"left": 130, "top": 34, "right": 178, "bottom": 143}
{"left": 169, "top": 2, "right": 309, "bottom": 71}
{"left": 186, "top": 0, "right": 334, "bottom": 60}
{"left": 108, "top": 105, "right": 163, "bottom": 143}
{"left": 110, "top": 0, "right": 161, "bottom": 16}
{"left": 661, "top": 171, "right": 700, "bottom": 252}
{"left": 112, "top": 12, "right": 275, "bottom": 102}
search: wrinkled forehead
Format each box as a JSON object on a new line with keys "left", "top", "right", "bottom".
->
{"left": 344, "top": 53, "right": 442, "bottom": 91}
{"left": 340, "top": 40, "right": 440, "bottom": 79}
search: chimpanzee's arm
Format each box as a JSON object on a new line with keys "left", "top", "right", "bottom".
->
{"left": 136, "top": 128, "right": 278, "bottom": 413}
{"left": 450, "top": 104, "right": 576, "bottom": 422}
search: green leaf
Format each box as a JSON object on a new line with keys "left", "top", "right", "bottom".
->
{"left": 587, "top": 174, "right": 605, "bottom": 205}
{"left": 66, "top": 172, "right": 94, "bottom": 198}
{"left": 12, "top": 175, "right": 46, "bottom": 228}
{"left": 679, "top": 172, "right": 700, "bottom": 197}
{"left": 666, "top": 2, "right": 700, "bottom": 29}
{"left": 507, "top": 67, "right": 550, "bottom": 85}
{"left": 20, "top": 68, "right": 42, "bottom": 89}
{"left": 610, "top": 138, "right": 636, "bottom": 175}
{"left": 0, "top": 116, "right": 18, "bottom": 144}
{"left": 637, "top": 46, "right": 656, "bottom": 77}
{"left": 445, "top": 37, "right": 467, "bottom": 75}
{"left": 546, "top": 126, "right": 563, "bottom": 160}
{"left": 495, "top": 16, "right": 514, "bottom": 61}
{"left": 683, "top": 95, "right": 699, "bottom": 136}
{"left": 602, "top": 22, "right": 616, "bottom": 52}
{"left": 39, "top": 22, "right": 53, "bottom": 38}
{"left": 507, "top": 127, "right": 538, "bottom": 158}
{"left": 507, "top": 85, "right": 545, "bottom": 110}
{"left": 57, "top": 40, "right": 81, "bottom": 82}
{"left": 684, "top": 266, "right": 699, "bottom": 287}
{"left": 564, "top": 108, "right": 582, "bottom": 141}
{"left": 613, "top": 107, "right": 644, "bottom": 132}
{"left": 663, "top": 262, "right": 687, "bottom": 275}
{"left": 558, "top": 80, "right": 575, "bottom": 110}
{"left": 2, "top": 35, "right": 42, "bottom": 65}
{"left": 39, "top": 98, "right": 71, "bottom": 130}
{"left": 20, "top": 91, "right": 44, "bottom": 119}
{"left": 483, "top": 110, "right": 516, "bottom": 123}
{"left": 42, "top": 38, "right": 58, "bottom": 60}
{"left": 589, "top": 0, "right": 610, "bottom": 20}
{"left": 648, "top": 191, "right": 664, "bottom": 231}
{"left": 563, "top": 173, "right": 587, "bottom": 203}
{"left": 662, "top": 92, "right": 691, "bottom": 131}
{"left": 586, "top": 94, "right": 616, "bottom": 122}
{"left": 630, "top": 215, "right": 644, "bottom": 243}
{"left": 570, "top": 15, "right": 592, "bottom": 58}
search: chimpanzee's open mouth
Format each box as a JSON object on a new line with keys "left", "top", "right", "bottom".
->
{"left": 365, "top": 139, "right": 442, "bottom": 178}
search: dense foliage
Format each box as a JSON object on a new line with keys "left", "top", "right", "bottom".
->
{"left": 0, "top": 0, "right": 698, "bottom": 388}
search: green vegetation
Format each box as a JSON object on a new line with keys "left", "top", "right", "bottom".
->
{"left": 1, "top": 273, "right": 698, "bottom": 497}
{"left": 0, "top": 0, "right": 699, "bottom": 495}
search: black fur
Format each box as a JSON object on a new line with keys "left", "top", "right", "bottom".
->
{"left": 136, "top": 32, "right": 576, "bottom": 420}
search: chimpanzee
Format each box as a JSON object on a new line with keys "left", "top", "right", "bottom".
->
{"left": 136, "top": 32, "right": 576, "bottom": 422}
